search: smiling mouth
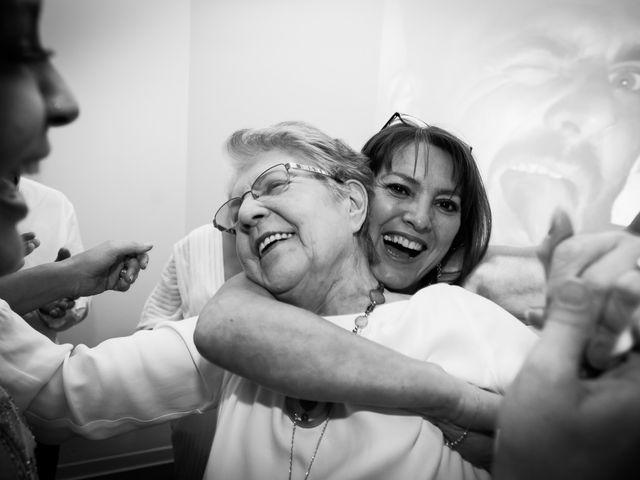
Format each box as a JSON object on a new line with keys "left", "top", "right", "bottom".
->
{"left": 382, "top": 233, "right": 426, "bottom": 259}
{"left": 258, "top": 232, "right": 294, "bottom": 257}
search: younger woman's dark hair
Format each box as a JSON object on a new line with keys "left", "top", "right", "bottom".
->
{"left": 362, "top": 123, "right": 492, "bottom": 288}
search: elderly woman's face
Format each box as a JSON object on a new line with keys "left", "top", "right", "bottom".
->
{"left": 0, "top": 0, "right": 78, "bottom": 274}
{"left": 232, "top": 149, "right": 356, "bottom": 298}
{"left": 368, "top": 143, "right": 461, "bottom": 292}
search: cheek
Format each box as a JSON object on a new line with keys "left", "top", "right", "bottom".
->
{"left": 368, "top": 195, "right": 396, "bottom": 232}
{"left": 0, "top": 79, "right": 44, "bottom": 164}
{"left": 234, "top": 237, "right": 253, "bottom": 268}
{"left": 437, "top": 216, "right": 461, "bottom": 246}
{"left": 0, "top": 226, "right": 24, "bottom": 276}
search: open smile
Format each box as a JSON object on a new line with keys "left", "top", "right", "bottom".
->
{"left": 382, "top": 232, "right": 426, "bottom": 259}
{"left": 256, "top": 232, "right": 295, "bottom": 258}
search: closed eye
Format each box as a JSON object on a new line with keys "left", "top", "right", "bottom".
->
{"left": 260, "top": 178, "right": 290, "bottom": 196}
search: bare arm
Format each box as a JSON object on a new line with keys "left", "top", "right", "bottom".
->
{"left": 0, "top": 241, "right": 151, "bottom": 315}
{"left": 194, "top": 273, "right": 498, "bottom": 431}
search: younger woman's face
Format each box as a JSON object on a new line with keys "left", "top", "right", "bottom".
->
{"left": 0, "top": 0, "right": 79, "bottom": 274}
{"left": 368, "top": 142, "right": 461, "bottom": 293}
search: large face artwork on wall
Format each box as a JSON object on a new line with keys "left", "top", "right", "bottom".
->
{"left": 379, "top": 0, "right": 640, "bottom": 245}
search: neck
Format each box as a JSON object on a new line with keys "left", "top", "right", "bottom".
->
{"left": 279, "top": 251, "right": 381, "bottom": 317}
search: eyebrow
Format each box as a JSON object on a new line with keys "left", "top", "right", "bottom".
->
{"left": 384, "top": 172, "right": 461, "bottom": 197}
{"left": 615, "top": 44, "right": 640, "bottom": 63}
{"left": 494, "top": 33, "right": 578, "bottom": 62}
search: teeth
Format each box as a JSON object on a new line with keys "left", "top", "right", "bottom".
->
{"left": 259, "top": 233, "right": 293, "bottom": 255}
{"left": 510, "top": 164, "right": 563, "bottom": 179}
{"left": 383, "top": 234, "right": 424, "bottom": 252}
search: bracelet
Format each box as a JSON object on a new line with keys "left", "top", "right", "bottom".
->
{"left": 444, "top": 428, "right": 469, "bottom": 449}
{"left": 444, "top": 388, "right": 479, "bottom": 450}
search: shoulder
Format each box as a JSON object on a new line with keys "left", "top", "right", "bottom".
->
{"left": 175, "top": 224, "right": 221, "bottom": 250}
{"left": 20, "top": 177, "right": 73, "bottom": 209}
{"left": 409, "top": 283, "right": 531, "bottom": 331}
{"left": 410, "top": 283, "right": 481, "bottom": 303}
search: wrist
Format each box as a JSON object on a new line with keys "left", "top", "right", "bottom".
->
{"left": 59, "top": 256, "right": 85, "bottom": 298}
{"left": 47, "top": 258, "right": 81, "bottom": 299}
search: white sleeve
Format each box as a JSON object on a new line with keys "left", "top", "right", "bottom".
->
{"left": 137, "top": 253, "right": 183, "bottom": 329}
{"left": 174, "top": 225, "right": 226, "bottom": 317}
{"left": 0, "top": 301, "right": 223, "bottom": 442}
{"left": 137, "top": 225, "right": 225, "bottom": 329}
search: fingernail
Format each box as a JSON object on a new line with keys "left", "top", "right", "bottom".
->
{"left": 524, "top": 307, "right": 545, "bottom": 328}
{"left": 556, "top": 278, "right": 591, "bottom": 308}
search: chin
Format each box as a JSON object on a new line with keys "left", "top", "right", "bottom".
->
{"left": 0, "top": 247, "right": 24, "bottom": 276}
{"left": 372, "top": 264, "right": 416, "bottom": 292}
{"left": 0, "top": 228, "right": 25, "bottom": 276}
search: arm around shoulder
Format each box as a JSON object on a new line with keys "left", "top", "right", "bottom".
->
{"left": 195, "top": 274, "right": 498, "bottom": 430}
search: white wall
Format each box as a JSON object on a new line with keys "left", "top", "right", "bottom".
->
{"left": 38, "top": 0, "right": 191, "bottom": 345}
{"left": 186, "top": 0, "right": 384, "bottom": 229}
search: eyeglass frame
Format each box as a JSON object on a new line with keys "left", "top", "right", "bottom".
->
{"left": 380, "top": 112, "right": 473, "bottom": 153}
{"left": 213, "top": 162, "right": 336, "bottom": 234}
{"left": 381, "top": 111, "right": 430, "bottom": 130}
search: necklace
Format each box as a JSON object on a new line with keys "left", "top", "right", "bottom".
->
{"left": 352, "top": 281, "right": 385, "bottom": 334}
{"left": 287, "top": 403, "right": 332, "bottom": 480}
{"left": 286, "top": 282, "right": 385, "bottom": 479}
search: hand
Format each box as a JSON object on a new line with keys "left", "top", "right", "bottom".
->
{"left": 64, "top": 241, "right": 153, "bottom": 297}
{"left": 463, "top": 245, "right": 545, "bottom": 323}
{"left": 38, "top": 298, "right": 80, "bottom": 331}
{"left": 415, "top": 384, "right": 500, "bottom": 470}
{"left": 493, "top": 277, "right": 640, "bottom": 480}
{"left": 21, "top": 232, "right": 40, "bottom": 257}
{"left": 535, "top": 210, "right": 640, "bottom": 369}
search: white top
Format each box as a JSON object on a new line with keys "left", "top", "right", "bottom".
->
{"left": 0, "top": 282, "right": 535, "bottom": 479}
{"left": 17, "top": 177, "right": 90, "bottom": 330}
{"left": 205, "top": 284, "right": 535, "bottom": 480}
{"left": 137, "top": 224, "right": 225, "bottom": 329}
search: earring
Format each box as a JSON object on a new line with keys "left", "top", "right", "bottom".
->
{"left": 436, "top": 263, "right": 442, "bottom": 281}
